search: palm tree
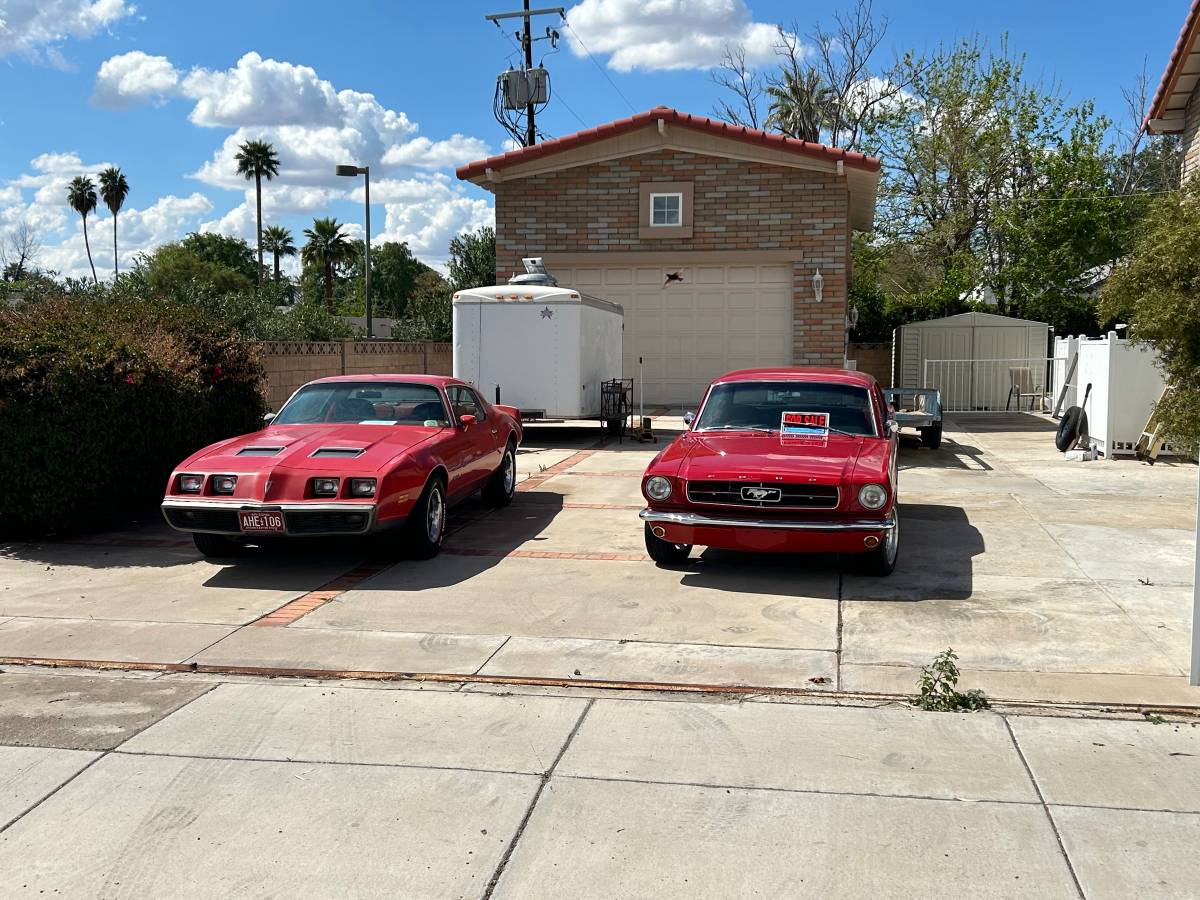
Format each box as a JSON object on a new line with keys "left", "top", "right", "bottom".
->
{"left": 261, "top": 225, "right": 296, "bottom": 282}
{"left": 66, "top": 176, "right": 99, "bottom": 285}
{"left": 234, "top": 139, "right": 281, "bottom": 284}
{"left": 97, "top": 167, "right": 130, "bottom": 279}
{"left": 765, "top": 68, "right": 833, "bottom": 143}
{"left": 302, "top": 217, "right": 353, "bottom": 310}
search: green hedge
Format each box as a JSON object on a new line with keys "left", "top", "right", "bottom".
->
{"left": 0, "top": 296, "right": 265, "bottom": 537}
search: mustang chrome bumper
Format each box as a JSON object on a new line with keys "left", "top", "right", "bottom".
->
{"left": 639, "top": 508, "right": 895, "bottom": 532}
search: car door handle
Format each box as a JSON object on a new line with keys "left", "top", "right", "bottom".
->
{"left": 490, "top": 428, "right": 498, "bottom": 435}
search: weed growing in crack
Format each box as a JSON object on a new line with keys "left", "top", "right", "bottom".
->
{"left": 913, "top": 648, "right": 989, "bottom": 712}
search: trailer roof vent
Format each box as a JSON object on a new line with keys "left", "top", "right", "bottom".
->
{"left": 508, "top": 256, "right": 557, "bottom": 287}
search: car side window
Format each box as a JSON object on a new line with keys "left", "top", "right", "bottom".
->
{"left": 449, "top": 387, "right": 483, "bottom": 421}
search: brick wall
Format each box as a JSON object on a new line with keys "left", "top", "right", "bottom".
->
{"left": 1184, "top": 92, "right": 1200, "bottom": 183}
{"left": 259, "top": 341, "right": 452, "bottom": 411}
{"left": 847, "top": 341, "right": 892, "bottom": 386}
{"left": 493, "top": 149, "right": 850, "bottom": 366}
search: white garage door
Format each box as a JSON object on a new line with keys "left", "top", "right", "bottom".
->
{"left": 553, "top": 264, "right": 793, "bottom": 408}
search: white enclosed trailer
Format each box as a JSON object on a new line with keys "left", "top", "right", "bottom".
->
{"left": 452, "top": 272, "right": 624, "bottom": 423}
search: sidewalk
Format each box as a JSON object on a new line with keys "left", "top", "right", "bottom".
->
{"left": 1, "top": 668, "right": 1197, "bottom": 898}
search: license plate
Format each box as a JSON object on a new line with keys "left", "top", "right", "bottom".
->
{"left": 238, "top": 510, "right": 284, "bottom": 533}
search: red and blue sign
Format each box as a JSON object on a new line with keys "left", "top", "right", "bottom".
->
{"left": 781, "top": 411, "right": 830, "bottom": 437}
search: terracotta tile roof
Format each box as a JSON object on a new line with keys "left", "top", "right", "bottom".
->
{"left": 1147, "top": 0, "right": 1200, "bottom": 131}
{"left": 456, "top": 106, "right": 881, "bottom": 180}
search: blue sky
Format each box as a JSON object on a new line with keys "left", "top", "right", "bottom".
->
{"left": 0, "top": 0, "right": 1189, "bottom": 278}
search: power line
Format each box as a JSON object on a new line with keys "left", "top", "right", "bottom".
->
{"left": 561, "top": 16, "right": 637, "bottom": 114}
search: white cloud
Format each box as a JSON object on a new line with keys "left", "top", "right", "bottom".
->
{"left": 1, "top": 151, "right": 214, "bottom": 278}
{"left": 564, "top": 0, "right": 782, "bottom": 72}
{"left": 367, "top": 175, "right": 494, "bottom": 266}
{"left": 93, "top": 51, "right": 179, "bottom": 107}
{"left": 0, "top": 0, "right": 136, "bottom": 62}
{"left": 181, "top": 53, "right": 348, "bottom": 128}
{"left": 381, "top": 134, "right": 491, "bottom": 169}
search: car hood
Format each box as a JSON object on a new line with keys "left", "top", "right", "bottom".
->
{"left": 183, "top": 424, "right": 441, "bottom": 473}
{"left": 675, "top": 431, "right": 866, "bottom": 483}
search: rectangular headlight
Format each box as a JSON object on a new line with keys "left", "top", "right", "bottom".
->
{"left": 179, "top": 474, "right": 203, "bottom": 493}
{"left": 211, "top": 475, "right": 238, "bottom": 495}
{"left": 312, "top": 477, "right": 340, "bottom": 497}
{"left": 349, "top": 478, "right": 376, "bottom": 497}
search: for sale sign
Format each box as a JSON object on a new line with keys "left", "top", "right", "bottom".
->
{"left": 781, "top": 411, "right": 829, "bottom": 437}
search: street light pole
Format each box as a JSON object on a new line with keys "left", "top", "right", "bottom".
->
{"left": 336, "top": 163, "right": 372, "bottom": 339}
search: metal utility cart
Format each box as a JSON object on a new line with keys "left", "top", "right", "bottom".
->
{"left": 600, "top": 378, "right": 632, "bottom": 437}
{"left": 883, "top": 388, "right": 944, "bottom": 449}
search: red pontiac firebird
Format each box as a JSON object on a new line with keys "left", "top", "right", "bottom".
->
{"left": 639, "top": 368, "right": 900, "bottom": 575}
{"left": 162, "top": 375, "right": 522, "bottom": 558}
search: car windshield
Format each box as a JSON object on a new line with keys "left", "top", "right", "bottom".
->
{"left": 273, "top": 382, "right": 451, "bottom": 426}
{"left": 695, "top": 380, "right": 877, "bottom": 436}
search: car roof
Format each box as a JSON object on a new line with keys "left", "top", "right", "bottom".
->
{"left": 306, "top": 374, "right": 461, "bottom": 387}
{"left": 713, "top": 367, "right": 878, "bottom": 387}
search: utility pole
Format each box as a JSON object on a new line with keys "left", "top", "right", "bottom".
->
{"left": 485, "top": 5, "right": 563, "bottom": 148}
{"left": 522, "top": 0, "right": 535, "bottom": 147}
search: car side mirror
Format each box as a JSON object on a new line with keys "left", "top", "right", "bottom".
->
{"left": 886, "top": 419, "right": 899, "bottom": 437}
{"left": 459, "top": 414, "right": 478, "bottom": 428}
{"left": 683, "top": 411, "right": 695, "bottom": 427}
{"left": 263, "top": 412, "right": 276, "bottom": 424}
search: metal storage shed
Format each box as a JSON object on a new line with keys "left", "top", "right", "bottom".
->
{"left": 893, "top": 312, "right": 1053, "bottom": 411}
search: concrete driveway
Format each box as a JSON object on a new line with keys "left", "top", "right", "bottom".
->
{"left": 0, "top": 414, "right": 1197, "bottom": 708}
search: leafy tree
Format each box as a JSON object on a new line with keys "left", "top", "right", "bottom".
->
{"left": 261, "top": 225, "right": 296, "bottom": 283}
{"left": 234, "top": 139, "right": 281, "bottom": 284}
{"left": 352, "top": 240, "right": 430, "bottom": 317}
{"left": 179, "top": 232, "right": 258, "bottom": 281}
{"left": 301, "top": 217, "right": 354, "bottom": 310}
{"left": 1100, "top": 179, "right": 1200, "bottom": 452}
{"left": 393, "top": 270, "right": 451, "bottom": 341}
{"left": 447, "top": 225, "right": 496, "bottom": 291}
{"left": 66, "top": 175, "right": 99, "bottom": 285}
{"left": 97, "top": 167, "right": 130, "bottom": 279}
{"left": 765, "top": 67, "right": 832, "bottom": 142}
{"left": 131, "top": 242, "right": 255, "bottom": 300}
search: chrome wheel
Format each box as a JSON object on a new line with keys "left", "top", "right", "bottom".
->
{"left": 502, "top": 448, "right": 515, "bottom": 494}
{"left": 426, "top": 486, "right": 445, "bottom": 543}
{"left": 883, "top": 510, "right": 899, "bottom": 565}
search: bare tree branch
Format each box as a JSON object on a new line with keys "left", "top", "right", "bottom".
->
{"left": 1, "top": 220, "right": 41, "bottom": 280}
{"left": 710, "top": 44, "right": 764, "bottom": 129}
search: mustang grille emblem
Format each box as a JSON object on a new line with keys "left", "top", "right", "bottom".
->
{"left": 741, "top": 486, "right": 782, "bottom": 502}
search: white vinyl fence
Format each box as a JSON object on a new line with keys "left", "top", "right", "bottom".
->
{"left": 923, "top": 357, "right": 1067, "bottom": 413}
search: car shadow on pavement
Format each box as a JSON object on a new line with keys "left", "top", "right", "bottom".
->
{"left": 897, "top": 435, "right": 993, "bottom": 472}
{"left": 669, "top": 502, "right": 983, "bottom": 603}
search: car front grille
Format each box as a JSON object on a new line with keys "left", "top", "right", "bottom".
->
{"left": 284, "top": 510, "right": 371, "bottom": 534}
{"left": 163, "top": 507, "right": 241, "bottom": 533}
{"left": 685, "top": 480, "right": 840, "bottom": 510}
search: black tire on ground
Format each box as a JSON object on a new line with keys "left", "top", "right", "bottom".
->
{"left": 192, "top": 532, "right": 246, "bottom": 558}
{"left": 405, "top": 475, "right": 447, "bottom": 560}
{"left": 920, "top": 424, "right": 943, "bottom": 449}
{"left": 858, "top": 509, "right": 900, "bottom": 576}
{"left": 644, "top": 522, "right": 692, "bottom": 565}
{"left": 482, "top": 441, "right": 517, "bottom": 507}
{"left": 1056, "top": 407, "right": 1086, "bottom": 452}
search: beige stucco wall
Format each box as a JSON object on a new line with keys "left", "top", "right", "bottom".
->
{"left": 258, "top": 341, "right": 452, "bottom": 411}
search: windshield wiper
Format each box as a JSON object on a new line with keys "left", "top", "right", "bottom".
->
{"left": 700, "top": 424, "right": 776, "bottom": 433}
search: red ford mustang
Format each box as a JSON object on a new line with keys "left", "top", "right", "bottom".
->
{"left": 639, "top": 367, "right": 899, "bottom": 575}
{"left": 162, "top": 375, "right": 522, "bottom": 558}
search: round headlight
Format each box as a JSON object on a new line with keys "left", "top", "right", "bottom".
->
{"left": 858, "top": 483, "right": 888, "bottom": 510}
{"left": 644, "top": 475, "right": 673, "bottom": 501}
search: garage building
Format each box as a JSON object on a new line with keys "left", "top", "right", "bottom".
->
{"left": 456, "top": 107, "right": 881, "bottom": 407}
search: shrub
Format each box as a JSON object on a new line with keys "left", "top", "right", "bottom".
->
{"left": 0, "top": 294, "right": 265, "bottom": 537}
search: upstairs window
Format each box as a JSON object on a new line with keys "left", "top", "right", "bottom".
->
{"left": 650, "top": 192, "right": 683, "bottom": 227}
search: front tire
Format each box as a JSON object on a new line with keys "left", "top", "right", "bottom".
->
{"left": 192, "top": 532, "right": 246, "bottom": 558}
{"left": 405, "top": 476, "right": 447, "bottom": 559}
{"left": 644, "top": 522, "right": 692, "bottom": 565}
{"left": 482, "top": 442, "right": 516, "bottom": 507}
{"left": 859, "top": 509, "right": 899, "bottom": 576}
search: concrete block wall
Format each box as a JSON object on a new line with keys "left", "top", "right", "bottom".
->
{"left": 258, "top": 341, "right": 452, "bottom": 411}
{"left": 847, "top": 341, "right": 893, "bottom": 386}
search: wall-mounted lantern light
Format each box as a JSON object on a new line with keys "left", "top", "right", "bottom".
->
{"left": 812, "top": 268, "right": 824, "bottom": 303}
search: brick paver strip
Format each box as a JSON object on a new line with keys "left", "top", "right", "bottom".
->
{"left": 516, "top": 449, "right": 598, "bottom": 492}
{"left": 250, "top": 560, "right": 395, "bottom": 627}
